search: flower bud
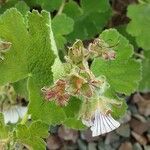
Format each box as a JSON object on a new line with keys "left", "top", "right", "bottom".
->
{"left": 88, "top": 38, "right": 116, "bottom": 60}
{"left": 0, "top": 40, "right": 11, "bottom": 60}
{"left": 68, "top": 40, "right": 87, "bottom": 67}
{"left": 42, "top": 79, "right": 70, "bottom": 106}
{"left": 0, "top": 40, "right": 11, "bottom": 51}
{"left": 102, "top": 50, "right": 116, "bottom": 60}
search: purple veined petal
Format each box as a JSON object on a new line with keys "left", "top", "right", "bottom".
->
{"left": 16, "top": 106, "right": 28, "bottom": 118}
{"left": 3, "top": 110, "right": 10, "bottom": 124}
{"left": 90, "top": 109, "right": 120, "bottom": 137}
{"left": 3, "top": 106, "right": 19, "bottom": 124}
{"left": 91, "top": 109, "right": 101, "bottom": 137}
{"left": 2, "top": 105, "right": 28, "bottom": 124}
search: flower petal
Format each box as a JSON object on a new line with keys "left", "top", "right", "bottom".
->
{"left": 3, "top": 107, "right": 19, "bottom": 124}
{"left": 91, "top": 110, "right": 120, "bottom": 137}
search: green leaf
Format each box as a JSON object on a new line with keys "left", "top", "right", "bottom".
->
{"left": 0, "top": 113, "right": 8, "bottom": 139}
{"left": 63, "top": 96, "right": 82, "bottom": 118}
{"left": 81, "top": 0, "right": 110, "bottom": 13}
{"left": 63, "top": 97, "right": 86, "bottom": 130}
{"left": 112, "top": 99, "right": 128, "bottom": 119}
{"left": 41, "top": 0, "right": 63, "bottom": 11}
{"left": 13, "top": 78, "right": 28, "bottom": 99}
{"left": 52, "top": 13, "right": 74, "bottom": 49}
{"left": 16, "top": 122, "right": 48, "bottom": 150}
{"left": 63, "top": 0, "right": 111, "bottom": 41}
{"left": 16, "top": 124, "right": 30, "bottom": 139}
{"left": 127, "top": 3, "right": 150, "bottom": 49}
{"left": 139, "top": 50, "right": 150, "bottom": 92}
{"left": 15, "top": 1, "right": 29, "bottom": 17}
{"left": 29, "top": 120, "right": 49, "bottom": 138}
{"left": 102, "top": 89, "right": 128, "bottom": 119}
{"left": 63, "top": 1, "right": 83, "bottom": 20}
{"left": 0, "top": 8, "right": 29, "bottom": 84}
{"left": 64, "top": 118, "right": 86, "bottom": 130}
{"left": 25, "top": 0, "right": 63, "bottom": 11}
{"left": 0, "top": 9, "right": 67, "bottom": 125}
{"left": 28, "top": 78, "right": 66, "bottom": 125}
{"left": 0, "top": 0, "right": 19, "bottom": 14}
{"left": 91, "top": 29, "right": 142, "bottom": 95}
{"left": 116, "top": 25, "right": 137, "bottom": 49}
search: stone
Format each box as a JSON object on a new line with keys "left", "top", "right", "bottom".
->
{"left": 47, "top": 135, "right": 62, "bottom": 150}
{"left": 119, "top": 142, "right": 132, "bottom": 150}
{"left": 116, "top": 124, "right": 130, "bottom": 137}
{"left": 131, "top": 131, "right": 147, "bottom": 145}
{"left": 58, "top": 126, "right": 79, "bottom": 143}
{"left": 133, "top": 143, "right": 142, "bottom": 150}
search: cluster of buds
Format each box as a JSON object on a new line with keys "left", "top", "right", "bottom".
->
{"left": 0, "top": 40, "right": 11, "bottom": 60}
{"left": 42, "top": 79, "right": 70, "bottom": 106}
{"left": 88, "top": 38, "right": 116, "bottom": 60}
{"left": 42, "top": 38, "right": 122, "bottom": 136}
{"left": 42, "top": 39, "right": 116, "bottom": 106}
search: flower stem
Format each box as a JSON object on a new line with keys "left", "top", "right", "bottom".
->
{"left": 20, "top": 113, "right": 29, "bottom": 125}
{"left": 134, "top": 52, "right": 145, "bottom": 59}
{"left": 56, "top": 0, "right": 66, "bottom": 16}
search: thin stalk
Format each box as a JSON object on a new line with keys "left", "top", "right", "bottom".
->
{"left": 56, "top": 0, "right": 66, "bottom": 16}
{"left": 134, "top": 52, "right": 145, "bottom": 59}
{"left": 20, "top": 113, "right": 29, "bottom": 125}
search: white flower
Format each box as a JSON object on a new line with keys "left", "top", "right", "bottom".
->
{"left": 82, "top": 109, "right": 120, "bottom": 137}
{"left": 2, "top": 105, "right": 27, "bottom": 124}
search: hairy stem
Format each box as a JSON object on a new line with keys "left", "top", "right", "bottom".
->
{"left": 20, "top": 113, "right": 29, "bottom": 125}
{"left": 56, "top": 0, "right": 66, "bottom": 16}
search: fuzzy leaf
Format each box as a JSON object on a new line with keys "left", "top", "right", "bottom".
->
{"left": 25, "top": 0, "right": 62, "bottom": 11}
{"left": 0, "top": 8, "right": 29, "bottom": 84}
{"left": 13, "top": 78, "right": 28, "bottom": 99}
{"left": 139, "top": 51, "right": 150, "bottom": 92}
{"left": 0, "top": 9, "right": 55, "bottom": 87}
{"left": 28, "top": 78, "right": 66, "bottom": 124}
{"left": 0, "top": 0, "right": 18, "bottom": 14}
{"left": 63, "top": 0, "right": 111, "bottom": 41}
{"left": 15, "top": 1, "right": 29, "bottom": 16}
{"left": 0, "top": 113, "right": 8, "bottom": 139}
{"left": 16, "top": 124, "right": 30, "bottom": 139}
{"left": 112, "top": 99, "right": 128, "bottom": 119}
{"left": 16, "top": 121, "right": 48, "bottom": 150}
{"left": 52, "top": 13, "right": 74, "bottom": 49}
{"left": 127, "top": 3, "right": 150, "bottom": 49}
{"left": 101, "top": 88, "right": 128, "bottom": 119}
{"left": 63, "top": 97, "right": 82, "bottom": 118}
{"left": 91, "top": 29, "right": 142, "bottom": 95}
{"left": 81, "top": 0, "right": 110, "bottom": 13}
{"left": 63, "top": 1, "right": 83, "bottom": 20}
{"left": 29, "top": 120, "right": 49, "bottom": 138}
{"left": 0, "top": 9, "right": 67, "bottom": 125}
{"left": 64, "top": 118, "right": 86, "bottom": 130}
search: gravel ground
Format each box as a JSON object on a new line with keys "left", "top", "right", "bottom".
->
{"left": 46, "top": 93, "right": 150, "bottom": 150}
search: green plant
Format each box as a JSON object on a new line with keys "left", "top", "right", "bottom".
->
{"left": 0, "top": 0, "right": 148, "bottom": 149}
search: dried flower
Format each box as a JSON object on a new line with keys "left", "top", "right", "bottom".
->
{"left": 42, "top": 79, "right": 70, "bottom": 106}
{"left": 88, "top": 38, "right": 116, "bottom": 60}
{"left": 102, "top": 50, "right": 116, "bottom": 60}
{"left": 0, "top": 40, "right": 11, "bottom": 60}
